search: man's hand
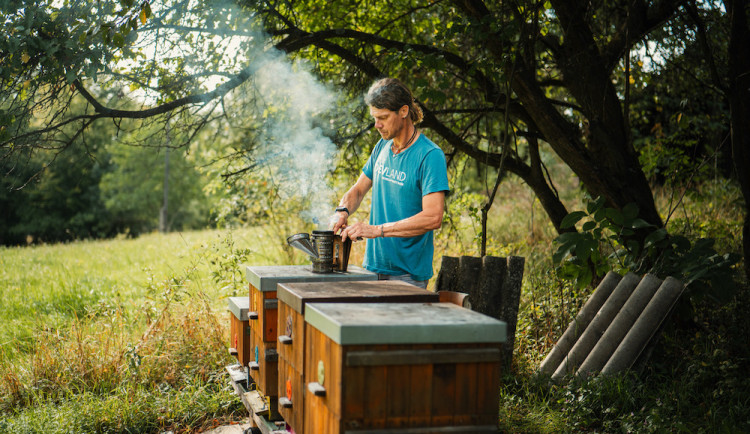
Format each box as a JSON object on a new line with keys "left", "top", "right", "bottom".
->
{"left": 340, "top": 222, "right": 380, "bottom": 241}
{"left": 332, "top": 174, "right": 373, "bottom": 234}
{"left": 331, "top": 211, "right": 349, "bottom": 234}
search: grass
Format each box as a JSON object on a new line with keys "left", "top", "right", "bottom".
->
{"left": 0, "top": 178, "right": 747, "bottom": 432}
{"left": 488, "top": 179, "right": 750, "bottom": 433}
{"left": 0, "top": 228, "right": 295, "bottom": 433}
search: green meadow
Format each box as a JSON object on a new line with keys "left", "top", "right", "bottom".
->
{"left": 0, "top": 229, "right": 283, "bottom": 432}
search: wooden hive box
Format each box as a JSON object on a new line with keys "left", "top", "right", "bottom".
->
{"left": 244, "top": 265, "right": 377, "bottom": 398}
{"left": 275, "top": 281, "right": 439, "bottom": 433}
{"left": 302, "top": 302, "right": 506, "bottom": 434}
{"left": 228, "top": 296, "right": 252, "bottom": 368}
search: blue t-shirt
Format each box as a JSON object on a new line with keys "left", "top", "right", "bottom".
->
{"left": 361, "top": 134, "right": 450, "bottom": 281}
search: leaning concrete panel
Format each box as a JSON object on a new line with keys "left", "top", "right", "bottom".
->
{"left": 602, "top": 277, "right": 685, "bottom": 374}
{"left": 551, "top": 272, "right": 641, "bottom": 381}
{"left": 576, "top": 274, "right": 663, "bottom": 377}
{"left": 539, "top": 271, "right": 622, "bottom": 375}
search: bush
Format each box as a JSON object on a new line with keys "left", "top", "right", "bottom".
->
{"left": 553, "top": 195, "right": 740, "bottom": 303}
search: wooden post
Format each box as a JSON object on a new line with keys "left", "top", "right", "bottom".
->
{"left": 435, "top": 255, "right": 525, "bottom": 370}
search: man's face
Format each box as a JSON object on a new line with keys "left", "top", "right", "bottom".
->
{"left": 369, "top": 106, "right": 406, "bottom": 140}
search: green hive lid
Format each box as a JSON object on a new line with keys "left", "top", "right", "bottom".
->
{"left": 304, "top": 302, "right": 507, "bottom": 345}
{"left": 244, "top": 265, "right": 377, "bottom": 292}
{"left": 228, "top": 296, "right": 250, "bottom": 321}
{"left": 277, "top": 280, "right": 439, "bottom": 314}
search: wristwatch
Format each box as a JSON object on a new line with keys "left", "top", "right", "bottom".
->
{"left": 335, "top": 206, "right": 349, "bottom": 215}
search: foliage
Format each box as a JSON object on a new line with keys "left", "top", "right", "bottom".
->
{"left": 100, "top": 143, "right": 211, "bottom": 235}
{"left": 2, "top": 1, "right": 746, "bottom": 286}
{"left": 629, "top": 4, "right": 733, "bottom": 185}
{"left": 208, "top": 230, "right": 254, "bottom": 298}
{"left": 0, "top": 88, "right": 221, "bottom": 245}
{"left": 5, "top": 0, "right": 744, "bottom": 244}
{"left": 0, "top": 140, "right": 115, "bottom": 244}
{"left": 554, "top": 196, "right": 653, "bottom": 287}
{"left": 553, "top": 195, "right": 740, "bottom": 302}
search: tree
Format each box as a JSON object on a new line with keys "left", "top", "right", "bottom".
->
{"left": 1, "top": 0, "right": 746, "bottom": 273}
{"left": 0, "top": 114, "right": 115, "bottom": 244}
{"left": 727, "top": 0, "right": 750, "bottom": 280}
{"left": 99, "top": 142, "right": 210, "bottom": 235}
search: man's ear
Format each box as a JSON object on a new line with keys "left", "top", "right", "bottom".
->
{"left": 400, "top": 105, "right": 409, "bottom": 119}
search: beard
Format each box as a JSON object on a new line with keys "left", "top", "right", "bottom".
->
{"left": 378, "top": 121, "right": 405, "bottom": 141}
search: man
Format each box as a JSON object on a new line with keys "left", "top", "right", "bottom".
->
{"left": 332, "top": 78, "right": 449, "bottom": 289}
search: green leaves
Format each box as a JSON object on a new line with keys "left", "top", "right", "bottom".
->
{"left": 554, "top": 197, "right": 657, "bottom": 288}
{"left": 553, "top": 196, "right": 740, "bottom": 302}
{"left": 560, "top": 211, "right": 586, "bottom": 229}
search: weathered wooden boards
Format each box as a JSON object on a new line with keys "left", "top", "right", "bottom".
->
{"left": 435, "top": 255, "right": 525, "bottom": 370}
{"left": 539, "top": 271, "right": 685, "bottom": 380}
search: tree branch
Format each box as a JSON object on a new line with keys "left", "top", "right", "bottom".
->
{"left": 71, "top": 64, "right": 250, "bottom": 119}
{"left": 600, "top": 0, "right": 683, "bottom": 72}
{"left": 273, "top": 27, "right": 505, "bottom": 104}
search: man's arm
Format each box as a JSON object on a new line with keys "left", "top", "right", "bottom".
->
{"left": 332, "top": 173, "right": 372, "bottom": 233}
{"left": 340, "top": 191, "right": 445, "bottom": 240}
{"left": 382, "top": 191, "right": 445, "bottom": 237}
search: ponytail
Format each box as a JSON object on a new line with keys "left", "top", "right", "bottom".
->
{"left": 365, "top": 78, "right": 423, "bottom": 125}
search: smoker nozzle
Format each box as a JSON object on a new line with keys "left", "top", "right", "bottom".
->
{"left": 287, "top": 233, "right": 318, "bottom": 258}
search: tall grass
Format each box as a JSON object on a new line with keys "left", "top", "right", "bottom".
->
{"left": 491, "top": 179, "right": 750, "bottom": 433}
{"left": 0, "top": 228, "right": 293, "bottom": 432}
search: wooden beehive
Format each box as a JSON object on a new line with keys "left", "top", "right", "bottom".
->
{"left": 302, "top": 302, "right": 506, "bottom": 434}
{"left": 248, "top": 329, "right": 279, "bottom": 396}
{"left": 275, "top": 281, "right": 439, "bottom": 433}
{"left": 244, "top": 265, "right": 377, "bottom": 398}
{"left": 228, "top": 296, "right": 252, "bottom": 367}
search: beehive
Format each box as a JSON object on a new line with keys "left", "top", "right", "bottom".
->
{"left": 275, "top": 281, "right": 439, "bottom": 433}
{"left": 244, "top": 265, "right": 377, "bottom": 397}
{"left": 228, "top": 296, "right": 252, "bottom": 367}
{"left": 302, "top": 302, "right": 506, "bottom": 433}
{"left": 247, "top": 327, "right": 279, "bottom": 396}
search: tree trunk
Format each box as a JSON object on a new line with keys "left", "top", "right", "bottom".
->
{"left": 545, "top": 0, "right": 663, "bottom": 228}
{"left": 454, "top": 0, "right": 666, "bottom": 230}
{"left": 727, "top": 0, "right": 750, "bottom": 281}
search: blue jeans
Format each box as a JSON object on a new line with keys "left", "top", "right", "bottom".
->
{"left": 377, "top": 273, "right": 428, "bottom": 289}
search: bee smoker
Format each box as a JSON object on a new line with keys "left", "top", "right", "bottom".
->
{"left": 286, "top": 231, "right": 352, "bottom": 273}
